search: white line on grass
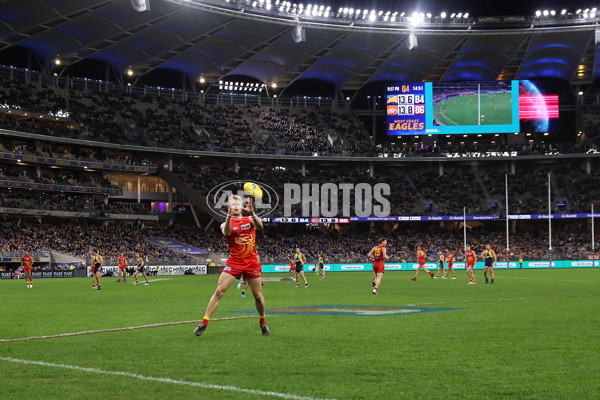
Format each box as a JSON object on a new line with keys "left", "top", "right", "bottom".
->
{"left": 129, "top": 278, "right": 172, "bottom": 283}
{"left": 0, "top": 316, "right": 255, "bottom": 343}
{"left": 0, "top": 356, "right": 335, "bottom": 400}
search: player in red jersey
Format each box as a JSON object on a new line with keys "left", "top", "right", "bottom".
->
{"left": 444, "top": 250, "right": 456, "bottom": 279}
{"left": 368, "top": 237, "right": 389, "bottom": 294}
{"left": 21, "top": 250, "right": 33, "bottom": 288}
{"left": 116, "top": 253, "right": 128, "bottom": 283}
{"left": 194, "top": 194, "right": 269, "bottom": 337}
{"left": 412, "top": 245, "right": 434, "bottom": 281}
{"left": 465, "top": 245, "right": 478, "bottom": 284}
{"left": 287, "top": 256, "right": 296, "bottom": 281}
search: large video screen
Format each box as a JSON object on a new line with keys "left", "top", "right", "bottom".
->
{"left": 386, "top": 80, "right": 558, "bottom": 135}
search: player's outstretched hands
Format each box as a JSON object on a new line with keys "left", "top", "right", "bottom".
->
{"left": 243, "top": 199, "right": 255, "bottom": 214}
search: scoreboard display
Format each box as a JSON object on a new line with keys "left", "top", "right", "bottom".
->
{"left": 387, "top": 81, "right": 522, "bottom": 135}
{"left": 386, "top": 84, "right": 427, "bottom": 134}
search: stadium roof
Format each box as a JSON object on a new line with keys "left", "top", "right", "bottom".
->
{"left": 0, "top": 0, "right": 598, "bottom": 94}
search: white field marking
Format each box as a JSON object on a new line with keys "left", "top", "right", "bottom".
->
{"left": 408, "top": 294, "right": 599, "bottom": 307}
{"left": 0, "top": 356, "right": 335, "bottom": 400}
{"left": 506, "top": 277, "right": 596, "bottom": 283}
{"left": 0, "top": 316, "right": 255, "bottom": 343}
{"left": 129, "top": 278, "right": 172, "bottom": 283}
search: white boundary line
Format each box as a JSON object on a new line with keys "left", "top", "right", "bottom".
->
{"left": 0, "top": 356, "right": 335, "bottom": 400}
{"left": 0, "top": 316, "right": 255, "bottom": 343}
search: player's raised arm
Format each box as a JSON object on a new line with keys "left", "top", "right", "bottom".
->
{"left": 244, "top": 199, "right": 263, "bottom": 231}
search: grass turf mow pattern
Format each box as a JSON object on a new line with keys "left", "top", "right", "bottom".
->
{"left": 1, "top": 269, "right": 599, "bottom": 399}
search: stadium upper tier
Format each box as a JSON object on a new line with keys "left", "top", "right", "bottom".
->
{"left": 0, "top": 70, "right": 599, "bottom": 158}
{"left": 0, "top": 0, "right": 599, "bottom": 94}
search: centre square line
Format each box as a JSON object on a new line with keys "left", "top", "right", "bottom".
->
{"left": 0, "top": 316, "right": 256, "bottom": 343}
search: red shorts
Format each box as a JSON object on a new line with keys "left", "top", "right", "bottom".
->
{"left": 418, "top": 259, "right": 425, "bottom": 267}
{"left": 373, "top": 261, "right": 385, "bottom": 274}
{"left": 119, "top": 265, "right": 126, "bottom": 270}
{"left": 289, "top": 265, "right": 295, "bottom": 272}
{"left": 23, "top": 267, "right": 32, "bottom": 273}
{"left": 223, "top": 256, "right": 262, "bottom": 279}
{"left": 466, "top": 262, "right": 474, "bottom": 269}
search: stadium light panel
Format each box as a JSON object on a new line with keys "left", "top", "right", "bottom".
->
{"left": 561, "top": 9, "right": 567, "bottom": 14}
{"left": 378, "top": 10, "right": 383, "bottom": 16}
{"left": 535, "top": 10, "right": 541, "bottom": 16}
{"left": 457, "top": 12, "right": 462, "bottom": 18}
{"left": 441, "top": 12, "right": 447, "bottom": 18}
{"left": 550, "top": 10, "right": 556, "bottom": 16}
{"left": 383, "top": 15, "right": 389, "bottom": 21}
{"left": 543, "top": 10, "right": 549, "bottom": 16}
{"left": 576, "top": 9, "right": 581, "bottom": 13}
{"left": 369, "top": 14, "right": 375, "bottom": 21}
{"left": 426, "top": 12, "right": 432, "bottom": 18}
{"left": 450, "top": 12, "right": 456, "bottom": 18}
{"left": 464, "top": 12, "right": 469, "bottom": 18}
{"left": 399, "top": 12, "right": 404, "bottom": 16}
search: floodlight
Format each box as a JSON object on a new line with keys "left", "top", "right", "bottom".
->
{"left": 441, "top": 12, "right": 447, "bottom": 18}
{"left": 369, "top": 14, "right": 376, "bottom": 21}
{"left": 463, "top": 12, "right": 469, "bottom": 18}
{"left": 426, "top": 12, "right": 431, "bottom": 18}
{"left": 561, "top": 9, "right": 567, "bottom": 14}
{"left": 542, "top": 10, "right": 548, "bottom": 16}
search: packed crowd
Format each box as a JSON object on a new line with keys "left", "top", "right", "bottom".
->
{"left": 0, "top": 163, "right": 120, "bottom": 191}
{"left": 173, "top": 157, "right": 600, "bottom": 216}
{"left": 0, "top": 190, "right": 153, "bottom": 215}
{"left": 0, "top": 74, "right": 371, "bottom": 155}
{"left": 0, "top": 220, "right": 594, "bottom": 266}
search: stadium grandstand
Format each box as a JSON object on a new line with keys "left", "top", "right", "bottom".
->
{"left": 0, "top": 0, "right": 598, "bottom": 272}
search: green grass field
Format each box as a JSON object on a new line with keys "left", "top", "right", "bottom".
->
{"left": 433, "top": 92, "right": 513, "bottom": 126}
{"left": 1, "top": 269, "right": 599, "bottom": 400}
